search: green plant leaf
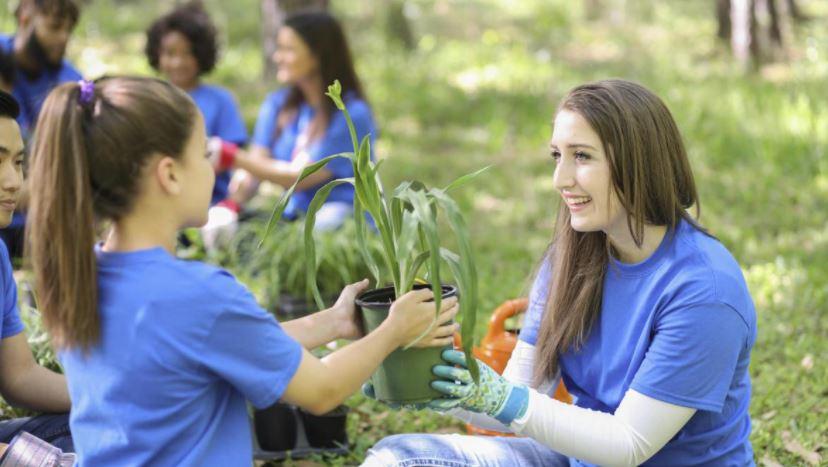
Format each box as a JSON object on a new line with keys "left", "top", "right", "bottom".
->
{"left": 353, "top": 196, "right": 382, "bottom": 286}
{"left": 443, "top": 165, "right": 492, "bottom": 193}
{"left": 303, "top": 178, "right": 355, "bottom": 309}
{"left": 431, "top": 188, "right": 480, "bottom": 384}
{"left": 439, "top": 248, "right": 480, "bottom": 383}
{"left": 259, "top": 152, "right": 353, "bottom": 247}
{"left": 396, "top": 188, "right": 442, "bottom": 348}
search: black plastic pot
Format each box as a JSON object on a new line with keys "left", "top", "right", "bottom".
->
{"left": 299, "top": 405, "right": 349, "bottom": 449}
{"left": 253, "top": 402, "right": 297, "bottom": 452}
{"left": 356, "top": 283, "right": 458, "bottom": 404}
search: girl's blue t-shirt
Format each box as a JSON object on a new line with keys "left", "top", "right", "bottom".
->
{"left": 520, "top": 219, "right": 757, "bottom": 466}
{"left": 251, "top": 88, "right": 376, "bottom": 219}
{"left": 188, "top": 84, "right": 248, "bottom": 205}
{"left": 60, "top": 247, "right": 303, "bottom": 466}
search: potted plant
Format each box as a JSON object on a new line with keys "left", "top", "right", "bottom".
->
{"left": 262, "top": 80, "right": 487, "bottom": 404}
{"left": 226, "top": 218, "right": 381, "bottom": 320}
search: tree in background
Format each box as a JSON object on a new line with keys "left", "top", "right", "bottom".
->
{"left": 717, "top": 0, "right": 810, "bottom": 69}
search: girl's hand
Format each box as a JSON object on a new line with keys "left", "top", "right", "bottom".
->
{"left": 386, "top": 289, "right": 458, "bottom": 348}
{"left": 428, "top": 349, "right": 530, "bottom": 425}
{"left": 332, "top": 279, "right": 370, "bottom": 340}
{"left": 409, "top": 300, "right": 460, "bottom": 348}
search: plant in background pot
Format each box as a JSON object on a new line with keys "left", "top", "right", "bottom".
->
{"left": 262, "top": 80, "right": 488, "bottom": 404}
{"left": 225, "top": 218, "right": 381, "bottom": 320}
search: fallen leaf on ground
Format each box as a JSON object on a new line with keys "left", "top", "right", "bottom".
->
{"left": 761, "top": 410, "right": 777, "bottom": 420}
{"left": 760, "top": 456, "right": 783, "bottom": 467}
{"left": 782, "top": 431, "right": 822, "bottom": 465}
{"left": 800, "top": 354, "right": 814, "bottom": 371}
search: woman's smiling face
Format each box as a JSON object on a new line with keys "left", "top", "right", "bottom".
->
{"left": 550, "top": 109, "right": 627, "bottom": 236}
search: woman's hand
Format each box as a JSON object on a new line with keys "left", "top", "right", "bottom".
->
{"left": 332, "top": 279, "right": 370, "bottom": 340}
{"left": 428, "top": 349, "right": 530, "bottom": 425}
{"left": 385, "top": 289, "right": 458, "bottom": 348}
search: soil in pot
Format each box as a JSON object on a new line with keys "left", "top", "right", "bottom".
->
{"left": 356, "top": 283, "right": 457, "bottom": 404}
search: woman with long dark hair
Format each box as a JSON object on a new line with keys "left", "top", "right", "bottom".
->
{"left": 363, "top": 79, "right": 757, "bottom": 466}
{"left": 221, "top": 11, "right": 375, "bottom": 230}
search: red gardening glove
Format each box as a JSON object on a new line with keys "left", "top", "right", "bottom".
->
{"left": 208, "top": 137, "right": 238, "bottom": 173}
{"left": 215, "top": 199, "right": 241, "bottom": 213}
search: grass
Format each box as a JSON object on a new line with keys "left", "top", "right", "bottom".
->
{"left": 2, "top": 0, "right": 826, "bottom": 464}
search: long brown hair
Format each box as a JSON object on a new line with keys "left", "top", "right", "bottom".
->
{"left": 276, "top": 12, "right": 366, "bottom": 142}
{"left": 534, "top": 79, "right": 702, "bottom": 385}
{"left": 26, "top": 76, "right": 196, "bottom": 351}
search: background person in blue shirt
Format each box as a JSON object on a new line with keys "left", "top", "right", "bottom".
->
{"left": 25, "top": 76, "right": 458, "bottom": 466}
{"left": 0, "top": 91, "right": 73, "bottom": 457}
{"left": 223, "top": 11, "right": 376, "bottom": 231}
{"left": 363, "top": 80, "right": 757, "bottom": 466}
{"left": 145, "top": 1, "right": 248, "bottom": 208}
{"left": 0, "top": 0, "right": 82, "bottom": 260}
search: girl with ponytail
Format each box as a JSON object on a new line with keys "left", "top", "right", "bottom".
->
{"left": 26, "top": 76, "right": 457, "bottom": 466}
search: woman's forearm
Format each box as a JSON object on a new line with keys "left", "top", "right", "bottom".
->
{"left": 232, "top": 150, "right": 334, "bottom": 191}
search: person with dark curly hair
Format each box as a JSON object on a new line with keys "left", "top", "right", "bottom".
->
{"left": 146, "top": 1, "right": 247, "bottom": 208}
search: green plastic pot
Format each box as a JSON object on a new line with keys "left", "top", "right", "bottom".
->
{"left": 356, "top": 283, "right": 457, "bottom": 404}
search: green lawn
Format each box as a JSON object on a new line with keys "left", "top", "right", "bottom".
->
{"left": 2, "top": 0, "right": 825, "bottom": 464}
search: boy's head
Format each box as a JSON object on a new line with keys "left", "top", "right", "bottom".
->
{"left": 0, "top": 92, "right": 24, "bottom": 228}
{"left": 15, "top": 0, "right": 80, "bottom": 73}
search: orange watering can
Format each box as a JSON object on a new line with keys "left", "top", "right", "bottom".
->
{"left": 455, "top": 298, "right": 571, "bottom": 436}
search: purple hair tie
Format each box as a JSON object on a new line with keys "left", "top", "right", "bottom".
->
{"left": 78, "top": 79, "right": 95, "bottom": 105}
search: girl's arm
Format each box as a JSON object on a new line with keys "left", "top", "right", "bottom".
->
{"left": 281, "top": 290, "right": 458, "bottom": 415}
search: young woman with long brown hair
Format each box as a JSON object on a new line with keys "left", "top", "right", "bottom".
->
{"left": 363, "top": 79, "right": 757, "bottom": 466}
{"left": 24, "top": 76, "right": 458, "bottom": 466}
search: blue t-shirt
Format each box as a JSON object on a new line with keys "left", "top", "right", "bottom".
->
{"left": 252, "top": 88, "right": 376, "bottom": 219}
{"left": 0, "top": 34, "right": 83, "bottom": 138}
{"left": 189, "top": 84, "right": 248, "bottom": 205}
{"left": 0, "top": 241, "right": 25, "bottom": 340}
{"left": 521, "top": 220, "right": 756, "bottom": 466}
{"left": 59, "top": 247, "right": 303, "bottom": 466}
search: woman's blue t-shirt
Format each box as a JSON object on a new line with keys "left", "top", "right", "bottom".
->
{"left": 251, "top": 88, "right": 376, "bottom": 219}
{"left": 59, "top": 247, "right": 303, "bottom": 466}
{"left": 520, "top": 219, "right": 757, "bottom": 466}
{"left": 188, "top": 84, "right": 248, "bottom": 205}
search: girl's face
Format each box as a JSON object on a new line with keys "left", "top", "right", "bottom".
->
{"left": 550, "top": 109, "right": 626, "bottom": 236}
{"left": 273, "top": 27, "right": 319, "bottom": 84}
{"left": 177, "top": 112, "right": 214, "bottom": 228}
{"left": 158, "top": 31, "right": 200, "bottom": 90}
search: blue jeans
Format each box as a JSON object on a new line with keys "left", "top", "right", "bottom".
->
{"left": 362, "top": 433, "right": 571, "bottom": 466}
{"left": 0, "top": 413, "right": 74, "bottom": 452}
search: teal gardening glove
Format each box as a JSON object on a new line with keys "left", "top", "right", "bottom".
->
{"left": 427, "top": 349, "right": 529, "bottom": 425}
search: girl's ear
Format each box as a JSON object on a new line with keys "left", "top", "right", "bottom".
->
{"left": 155, "top": 155, "right": 181, "bottom": 196}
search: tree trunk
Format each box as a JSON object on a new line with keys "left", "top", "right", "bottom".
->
{"left": 717, "top": 0, "right": 732, "bottom": 41}
{"left": 385, "top": 0, "right": 415, "bottom": 50}
{"left": 584, "top": 0, "right": 603, "bottom": 21}
{"left": 260, "top": 0, "right": 329, "bottom": 79}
